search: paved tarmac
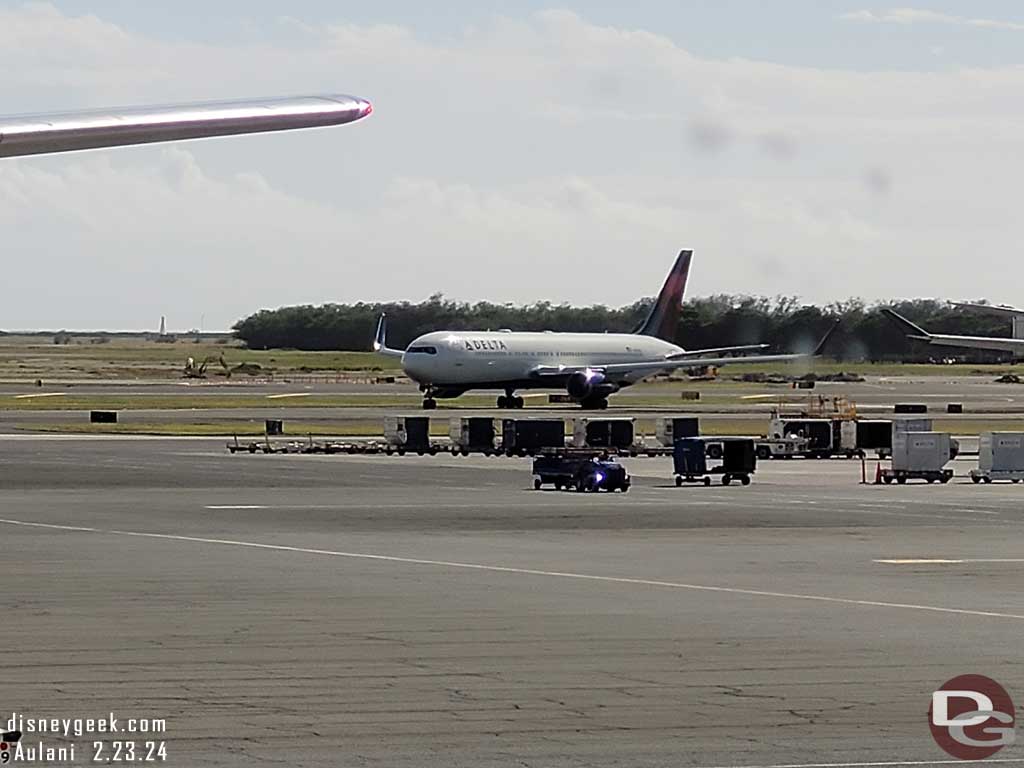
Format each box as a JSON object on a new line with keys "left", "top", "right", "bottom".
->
{"left": 3, "top": 438, "right": 1024, "bottom": 766}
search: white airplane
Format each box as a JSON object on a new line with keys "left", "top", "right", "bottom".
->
{"left": 0, "top": 94, "right": 371, "bottom": 159}
{"left": 884, "top": 304, "right": 1024, "bottom": 357}
{"left": 374, "top": 250, "right": 836, "bottom": 409}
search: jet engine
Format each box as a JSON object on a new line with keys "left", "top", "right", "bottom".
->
{"left": 566, "top": 369, "right": 619, "bottom": 401}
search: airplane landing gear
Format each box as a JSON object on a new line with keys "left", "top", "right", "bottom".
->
{"left": 580, "top": 397, "right": 609, "bottom": 410}
{"left": 422, "top": 398, "right": 437, "bottom": 410}
{"left": 497, "top": 392, "right": 524, "bottom": 409}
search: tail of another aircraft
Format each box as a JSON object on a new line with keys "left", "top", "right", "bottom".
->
{"left": 634, "top": 250, "right": 692, "bottom": 342}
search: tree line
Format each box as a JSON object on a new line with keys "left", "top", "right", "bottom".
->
{"left": 231, "top": 294, "right": 1016, "bottom": 362}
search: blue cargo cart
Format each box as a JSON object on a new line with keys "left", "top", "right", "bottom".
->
{"left": 674, "top": 437, "right": 756, "bottom": 486}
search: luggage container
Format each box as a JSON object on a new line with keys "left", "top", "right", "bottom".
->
{"left": 383, "top": 416, "right": 435, "bottom": 455}
{"left": 892, "top": 417, "right": 932, "bottom": 440}
{"left": 857, "top": 420, "right": 893, "bottom": 457}
{"left": 835, "top": 421, "right": 859, "bottom": 458}
{"left": 655, "top": 417, "right": 700, "bottom": 447}
{"left": 448, "top": 417, "right": 497, "bottom": 455}
{"left": 571, "top": 417, "right": 637, "bottom": 451}
{"left": 675, "top": 437, "right": 756, "bottom": 486}
{"left": 672, "top": 437, "right": 711, "bottom": 486}
{"left": 502, "top": 419, "right": 566, "bottom": 456}
{"left": 880, "top": 431, "right": 955, "bottom": 484}
{"left": 971, "top": 432, "right": 1024, "bottom": 483}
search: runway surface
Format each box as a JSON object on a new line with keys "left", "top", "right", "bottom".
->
{"left": 3, "top": 437, "right": 1024, "bottom": 766}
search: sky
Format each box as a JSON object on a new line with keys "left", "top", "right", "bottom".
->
{"left": 4, "top": 2, "right": 1024, "bottom": 330}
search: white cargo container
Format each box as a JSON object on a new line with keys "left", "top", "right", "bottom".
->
{"left": 383, "top": 415, "right": 434, "bottom": 454}
{"left": 892, "top": 417, "right": 932, "bottom": 438}
{"left": 892, "top": 431, "right": 953, "bottom": 472}
{"left": 880, "top": 431, "right": 956, "bottom": 483}
{"left": 654, "top": 417, "right": 700, "bottom": 447}
{"left": 448, "top": 417, "right": 497, "bottom": 455}
{"left": 971, "top": 432, "right": 1024, "bottom": 483}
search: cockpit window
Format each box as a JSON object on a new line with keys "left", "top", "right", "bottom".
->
{"left": 407, "top": 346, "right": 437, "bottom": 354}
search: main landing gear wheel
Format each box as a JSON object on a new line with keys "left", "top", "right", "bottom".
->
{"left": 580, "top": 398, "right": 609, "bottom": 411}
{"left": 422, "top": 398, "right": 437, "bottom": 410}
{"left": 497, "top": 395, "right": 524, "bottom": 409}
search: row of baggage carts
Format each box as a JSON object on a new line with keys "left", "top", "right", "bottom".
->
{"left": 531, "top": 437, "right": 757, "bottom": 492}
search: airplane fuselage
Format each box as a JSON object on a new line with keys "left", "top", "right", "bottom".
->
{"left": 400, "top": 330, "right": 684, "bottom": 394}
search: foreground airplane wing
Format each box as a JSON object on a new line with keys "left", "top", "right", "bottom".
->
{"left": 530, "top": 322, "right": 839, "bottom": 379}
{"left": 667, "top": 343, "right": 768, "bottom": 360}
{"left": 950, "top": 302, "right": 1024, "bottom": 319}
{"left": 883, "top": 308, "right": 1024, "bottom": 355}
{"left": 0, "top": 94, "right": 372, "bottom": 158}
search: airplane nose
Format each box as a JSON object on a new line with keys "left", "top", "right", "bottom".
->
{"left": 356, "top": 99, "right": 373, "bottom": 118}
{"left": 401, "top": 354, "right": 427, "bottom": 382}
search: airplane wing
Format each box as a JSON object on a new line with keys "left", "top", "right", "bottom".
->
{"left": 530, "top": 322, "right": 838, "bottom": 379}
{"left": 950, "top": 302, "right": 1024, "bottom": 319}
{"left": 666, "top": 343, "right": 768, "bottom": 360}
{"left": 0, "top": 94, "right": 371, "bottom": 158}
{"left": 883, "top": 308, "right": 1024, "bottom": 355}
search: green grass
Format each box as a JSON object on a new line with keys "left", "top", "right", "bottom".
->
{"left": 1, "top": 394, "right": 424, "bottom": 410}
{"left": 0, "top": 335, "right": 399, "bottom": 379}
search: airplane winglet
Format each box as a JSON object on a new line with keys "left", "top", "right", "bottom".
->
{"left": 372, "top": 313, "right": 405, "bottom": 358}
{"left": 881, "top": 308, "right": 931, "bottom": 340}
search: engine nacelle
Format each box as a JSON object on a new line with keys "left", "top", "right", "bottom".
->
{"left": 566, "top": 369, "right": 618, "bottom": 401}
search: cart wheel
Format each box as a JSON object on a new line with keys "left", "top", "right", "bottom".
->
{"left": 756, "top": 446, "right": 771, "bottom": 460}
{"left": 1014, "top": 479, "right": 1021, "bottom": 484}
{"left": 533, "top": 478, "right": 542, "bottom": 490}
{"left": 740, "top": 475, "right": 750, "bottom": 486}
{"left": 703, "top": 476, "right": 711, "bottom": 487}
{"left": 722, "top": 475, "right": 732, "bottom": 486}
{"left": 971, "top": 475, "right": 981, "bottom": 484}
{"left": 708, "top": 445, "right": 723, "bottom": 460}
{"left": 621, "top": 484, "right": 630, "bottom": 493}
{"left": 883, "top": 475, "right": 893, "bottom": 484}
{"left": 927, "top": 478, "right": 935, "bottom": 484}
{"left": 941, "top": 475, "right": 951, "bottom": 484}
{"left": 896, "top": 476, "right": 906, "bottom": 484}
{"left": 983, "top": 476, "right": 992, "bottom": 484}
{"left": 575, "top": 481, "right": 584, "bottom": 493}
{"left": 675, "top": 476, "right": 683, "bottom": 487}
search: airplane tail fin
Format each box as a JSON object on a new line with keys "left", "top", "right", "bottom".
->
{"left": 881, "top": 308, "right": 931, "bottom": 340}
{"left": 813, "top": 319, "right": 841, "bottom": 356}
{"left": 634, "top": 250, "right": 692, "bottom": 341}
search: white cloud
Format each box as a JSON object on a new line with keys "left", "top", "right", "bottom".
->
{"left": 3, "top": 4, "right": 1024, "bottom": 328}
{"left": 841, "top": 8, "right": 1024, "bottom": 32}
